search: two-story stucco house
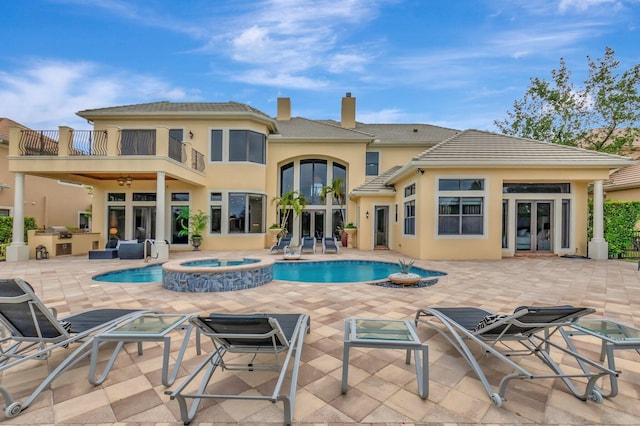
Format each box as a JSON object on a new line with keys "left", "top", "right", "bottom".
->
{"left": 5, "top": 94, "right": 635, "bottom": 261}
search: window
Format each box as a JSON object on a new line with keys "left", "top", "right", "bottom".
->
{"left": 300, "top": 160, "right": 327, "bottom": 205}
{"left": 132, "top": 193, "right": 156, "bottom": 202}
{"left": 561, "top": 199, "right": 570, "bottom": 248}
{"left": 210, "top": 192, "right": 222, "bottom": 234}
{"left": 228, "top": 193, "right": 265, "bottom": 233}
{"left": 403, "top": 183, "right": 416, "bottom": 235}
{"left": 229, "top": 130, "right": 266, "bottom": 164}
{"left": 210, "top": 130, "right": 222, "bottom": 162}
{"left": 79, "top": 212, "right": 91, "bottom": 230}
{"left": 437, "top": 178, "right": 485, "bottom": 236}
{"left": 0, "top": 208, "right": 11, "bottom": 217}
{"left": 171, "top": 193, "right": 190, "bottom": 244}
{"left": 169, "top": 129, "right": 184, "bottom": 162}
{"left": 108, "top": 193, "right": 126, "bottom": 202}
{"left": 503, "top": 183, "right": 570, "bottom": 193}
{"left": 280, "top": 162, "right": 294, "bottom": 194}
{"left": 366, "top": 152, "right": 379, "bottom": 176}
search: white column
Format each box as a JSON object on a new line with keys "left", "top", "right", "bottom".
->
{"left": 154, "top": 171, "right": 169, "bottom": 261}
{"left": 7, "top": 173, "right": 30, "bottom": 261}
{"left": 588, "top": 179, "right": 608, "bottom": 260}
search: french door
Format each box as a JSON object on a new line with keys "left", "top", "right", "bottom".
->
{"left": 516, "top": 201, "right": 552, "bottom": 252}
{"left": 301, "top": 210, "right": 325, "bottom": 240}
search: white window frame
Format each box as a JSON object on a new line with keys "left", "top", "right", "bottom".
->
{"left": 435, "top": 176, "right": 488, "bottom": 239}
{"left": 403, "top": 182, "right": 416, "bottom": 237}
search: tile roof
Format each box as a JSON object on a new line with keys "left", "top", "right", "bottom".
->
{"left": 357, "top": 123, "right": 459, "bottom": 144}
{"left": 77, "top": 101, "right": 272, "bottom": 119}
{"left": 605, "top": 163, "right": 640, "bottom": 190}
{"left": 0, "top": 117, "right": 28, "bottom": 142}
{"left": 412, "top": 129, "right": 637, "bottom": 167}
{"left": 274, "top": 117, "right": 372, "bottom": 140}
{"left": 316, "top": 120, "right": 460, "bottom": 145}
{"left": 351, "top": 166, "right": 401, "bottom": 195}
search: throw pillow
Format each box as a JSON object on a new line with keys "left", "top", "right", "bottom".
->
{"left": 474, "top": 314, "right": 507, "bottom": 332}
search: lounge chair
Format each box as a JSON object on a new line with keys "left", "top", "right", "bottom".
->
{"left": 270, "top": 235, "right": 292, "bottom": 253}
{"left": 322, "top": 236, "right": 339, "bottom": 254}
{"left": 414, "top": 305, "right": 617, "bottom": 406}
{"left": 300, "top": 236, "right": 316, "bottom": 254}
{"left": 167, "top": 312, "right": 310, "bottom": 426}
{"left": 0, "top": 278, "right": 150, "bottom": 418}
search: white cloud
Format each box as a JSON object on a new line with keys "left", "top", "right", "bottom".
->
{"left": 358, "top": 108, "right": 405, "bottom": 123}
{"left": 558, "top": 0, "right": 621, "bottom": 13}
{"left": 0, "top": 60, "right": 190, "bottom": 129}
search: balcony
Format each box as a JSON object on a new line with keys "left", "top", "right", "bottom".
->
{"left": 17, "top": 127, "right": 205, "bottom": 172}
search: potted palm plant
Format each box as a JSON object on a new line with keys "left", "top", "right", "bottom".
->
{"left": 272, "top": 190, "right": 307, "bottom": 235}
{"left": 177, "top": 207, "right": 208, "bottom": 251}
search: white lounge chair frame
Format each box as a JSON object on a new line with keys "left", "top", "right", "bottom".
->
{"left": 0, "top": 278, "right": 149, "bottom": 418}
{"left": 414, "top": 305, "right": 617, "bottom": 407}
{"left": 167, "top": 313, "right": 310, "bottom": 425}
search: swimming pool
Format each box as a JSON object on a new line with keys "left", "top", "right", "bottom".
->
{"left": 93, "top": 264, "right": 162, "bottom": 283}
{"left": 273, "top": 260, "right": 445, "bottom": 283}
{"left": 93, "top": 259, "right": 445, "bottom": 286}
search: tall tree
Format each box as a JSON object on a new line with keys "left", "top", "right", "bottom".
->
{"left": 495, "top": 47, "right": 640, "bottom": 154}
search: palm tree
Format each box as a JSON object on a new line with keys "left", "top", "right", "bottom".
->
{"left": 272, "top": 190, "right": 307, "bottom": 235}
{"left": 320, "top": 178, "right": 346, "bottom": 226}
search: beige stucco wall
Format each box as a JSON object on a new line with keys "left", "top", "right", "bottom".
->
{"left": 355, "top": 167, "right": 609, "bottom": 260}
{"left": 1, "top": 144, "right": 92, "bottom": 228}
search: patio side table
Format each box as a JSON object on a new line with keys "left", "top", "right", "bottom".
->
{"left": 561, "top": 318, "right": 640, "bottom": 398}
{"left": 89, "top": 313, "right": 194, "bottom": 387}
{"left": 341, "top": 317, "right": 428, "bottom": 399}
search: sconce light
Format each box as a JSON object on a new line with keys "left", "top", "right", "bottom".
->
{"left": 109, "top": 227, "right": 118, "bottom": 235}
{"left": 416, "top": 168, "right": 425, "bottom": 175}
{"left": 189, "top": 131, "right": 194, "bottom": 139}
{"left": 366, "top": 211, "right": 369, "bottom": 219}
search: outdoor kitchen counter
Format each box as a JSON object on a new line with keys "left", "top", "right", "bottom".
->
{"left": 27, "top": 229, "right": 101, "bottom": 259}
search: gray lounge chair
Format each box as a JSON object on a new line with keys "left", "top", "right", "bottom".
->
{"left": 300, "top": 236, "right": 316, "bottom": 254}
{"left": 322, "top": 236, "right": 339, "bottom": 254}
{"left": 167, "top": 313, "right": 310, "bottom": 426}
{"left": 270, "top": 235, "right": 292, "bottom": 253}
{"left": 0, "top": 278, "right": 150, "bottom": 418}
{"left": 414, "top": 305, "right": 617, "bottom": 407}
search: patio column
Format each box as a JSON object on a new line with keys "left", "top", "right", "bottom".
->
{"left": 588, "top": 179, "right": 608, "bottom": 260}
{"left": 6, "top": 173, "right": 29, "bottom": 262}
{"left": 154, "top": 171, "right": 169, "bottom": 261}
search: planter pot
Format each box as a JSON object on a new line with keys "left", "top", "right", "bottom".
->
{"left": 344, "top": 228, "right": 357, "bottom": 248}
{"left": 191, "top": 236, "right": 202, "bottom": 251}
{"left": 283, "top": 253, "right": 301, "bottom": 261}
{"left": 267, "top": 228, "right": 282, "bottom": 248}
{"left": 388, "top": 272, "right": 421, "bottom": 285}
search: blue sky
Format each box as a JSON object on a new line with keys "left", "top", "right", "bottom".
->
{"left": 1, "top": 0, "right": 639, "bottom": 131}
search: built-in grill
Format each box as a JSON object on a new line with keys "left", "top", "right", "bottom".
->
{"left": 46, "top": 226, "right": 73, "bottom": 239}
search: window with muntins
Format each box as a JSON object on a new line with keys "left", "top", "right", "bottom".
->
{"left": 437, "top": 178, "right": 485, "bottom": 236}
{"left": 366, "top": 152, "right": 379, "bottom": 176}
{"left": 403, "top": 183, "right": 416, "bottom": 235}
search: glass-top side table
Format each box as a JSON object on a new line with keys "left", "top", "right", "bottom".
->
{"left": 561, "top": 318, "right": 640, "bottom": 398}
{"left": 341, "top": 318, "right": 428, "bottom": 399}
{"left": 89, "top": 313, "right": 194, "bottom": 387}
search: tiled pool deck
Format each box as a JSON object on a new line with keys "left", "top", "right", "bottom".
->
{"left": 0, "top": 249, "right": 639, "bottom": 425}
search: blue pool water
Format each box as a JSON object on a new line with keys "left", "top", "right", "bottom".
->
{"left": 93, "top": 260, "right": 445, "bottom": 284}
{"left": 273, "top": 260, "right": 444, "bottom": 283}
{"left": 180, "top": 259, "right": 259, "bottom": 267}
{"left": 93, "top": 264, "right": 163, "bottom": 283}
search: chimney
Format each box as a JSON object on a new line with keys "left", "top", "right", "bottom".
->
{"left": 341, "top": 92, "right": 356, "bottom": 129}
{"left": 277, "top": 97, "right": 291, "bottom": 120}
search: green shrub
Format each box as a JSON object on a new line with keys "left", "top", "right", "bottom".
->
{"left": 588, "top": 200, "right": 640, "bottom": 259}
{"left": 0, "top": 216, "right": 38, "bottom": 244}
